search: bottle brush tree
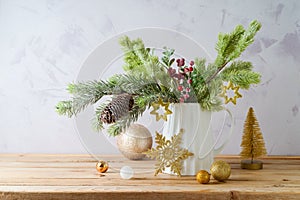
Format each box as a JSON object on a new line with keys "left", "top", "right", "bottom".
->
{"left": 240, "top": 107, "right": 267, "bottom": 169}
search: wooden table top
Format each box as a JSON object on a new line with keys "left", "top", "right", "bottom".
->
{"left": 0, "top": 154, "right": 299, "bottom": 200}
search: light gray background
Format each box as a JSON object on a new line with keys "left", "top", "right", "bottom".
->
{"left": 0, "top": 0, "right": 299, "bottom": 155}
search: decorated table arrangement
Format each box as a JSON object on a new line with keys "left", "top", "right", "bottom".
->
{"left": 56, "top": 20, "right": 264, "bottom": 180}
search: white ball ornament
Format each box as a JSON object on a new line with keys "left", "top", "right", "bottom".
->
{"left": 120, "top": 166, "right": 134, "bottom": 179}
{"left": 116, "top": 124, "right": 152, "bottom": 160}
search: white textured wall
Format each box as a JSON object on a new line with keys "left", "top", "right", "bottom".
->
{"left": 0, "top": 0, "right": 299, "bottom": 155}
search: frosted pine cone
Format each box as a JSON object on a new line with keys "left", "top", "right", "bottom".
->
{"left": 100, "top": 93, "right": 134, "bottom": 124}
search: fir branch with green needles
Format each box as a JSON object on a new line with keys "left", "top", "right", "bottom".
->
{"left": 119, "top": 36, "right": 151, "bottom": 77}
{"left": 56, "top": 20, "right": 263, "bottom": 137}
{"left": 161, "top": 47, "right": 175, "bottom": 67}
{"left": 56, "top": 79, "right": 118, "bottom": 117}
{"left": 220, "top": 61, "right": 261, "bottom": 89}
{"left": 56, "top": 101, "right": 73, "bottom": 117}
{"left": 206, "top": 20, "right": 261, "bottom": 84}
{"left": 93, "top": 100, "right": 110, "bottom": 131}
{"left": 107, "top": 103, "right": 147, "bottom": 136}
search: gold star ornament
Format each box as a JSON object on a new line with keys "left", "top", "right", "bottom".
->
{"left": 150, "top": 98, "right": 172, "bottom": 121}
{"left": 221, "top": 81, "right": 242, "bottom": 105}
{"left": 145, "top": 129, "right": 194, "bottom": 176}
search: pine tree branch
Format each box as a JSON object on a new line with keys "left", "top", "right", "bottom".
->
{"left": 220, "top": 61, "right": 261, "bottom": 89}
{"left": 119, "top": 36, "right": 152, "bottom": 77}
{"left": 92, "top": 100, "right": 111, "bottom": 131}
{"left": 206, "top": 20, "right": 261, "bottom": 85}
{"left": 56, "top": 101, "right": 73, "bottom": 117}
{"left": 205, "top": 62, "right": 228, "bottom": 84}
{"left": 119, "top": 36, "right": 146, "bottom": 73}
{"left": 107, "top": 104, "right": 146, "bottom": 136}
{"left": 56, "top": 78, "right": 120, "bottom": 117}
{"left": 117, "top": 74, "right": 178, "bottom": 103}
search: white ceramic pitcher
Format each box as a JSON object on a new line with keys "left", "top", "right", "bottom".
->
{"left": 162, "top": 103, "right": 234, "bottom": 176}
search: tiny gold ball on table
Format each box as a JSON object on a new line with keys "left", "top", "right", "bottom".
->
{"left": 96, "top": 161, "right": 109, "bottom": 173}
{"left": 196, "top": 170, "right": 211, "bottom": 184}
{"left": 210, "top": 160, "right": 231, "bottom": 181}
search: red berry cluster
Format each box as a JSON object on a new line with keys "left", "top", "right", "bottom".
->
{"left": 168, "top": 58, "right": 195, "bottom": 102}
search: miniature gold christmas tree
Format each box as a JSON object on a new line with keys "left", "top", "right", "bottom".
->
{"left": 240, "top": 107, "right": 267, "bottom": 169}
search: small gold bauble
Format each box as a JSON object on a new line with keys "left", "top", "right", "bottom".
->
{"left": 210, "top": 160, "right": 231, "bottom": 181}
{"left": 96, "top": 161, "right": 108, "bottom": 173}
{"left": 241, "top": 160, "right": 263, "bottom": 170}
{"left": 196, "top": 170, "right": 211, "bottom": 184}
{"left": 117, "top": 124, "right": 153, "bottom": 160}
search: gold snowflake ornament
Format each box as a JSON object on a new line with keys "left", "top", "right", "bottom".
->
{"left": 145, "top": 129, "right": 194, "bottom": 176}
{"left": 221, "top": 81, "right": 242, "bottom": 105}
{"left": 150, "top": 98, "right": 172, "bottom": 121}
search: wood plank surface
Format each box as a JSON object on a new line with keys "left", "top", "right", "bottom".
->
{"left": 0, "top": 154, "right": 299, "bottom": 200}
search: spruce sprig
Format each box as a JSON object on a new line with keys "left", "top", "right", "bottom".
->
{"left": 93, "top": 101, "right": 110, "bottom": 131}
{"left": 107, "top": 104, "right": 146, "bottom": 136}
{"left": 161, "top": 47, "right": 175, "bottom": 67}
{"left": 56, "top": 79, "right": 118, "bottom": 117}
{"left": 221, "top": 61, "right": 261, "bottom": 89}
{"left": 56, "top": 101, "right": 73, "bottom": 117}
{"left": 119, "top": 36, "right": 151, "bottom": 77}
{"left": 206, "top": 20, "right": 261, "bottom": 83}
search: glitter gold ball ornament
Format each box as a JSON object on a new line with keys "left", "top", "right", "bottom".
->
{"left": 117, "top": 124, "right": 153, "bottom": 160}
{"left": 196, "top": 170, "right": 211, "bottom": 184}
{"left": 96, "top": 161, "right": 108, "bottom": 173}
{"left": 210, "top": 160, "right": 231, "bottom": 181}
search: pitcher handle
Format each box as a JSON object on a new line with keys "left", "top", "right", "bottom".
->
{"left": 198, "top": 108, "right": 235, "bottom": 159}
{"left": 213, "top": 108, "right": 235, "bottom": 155}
